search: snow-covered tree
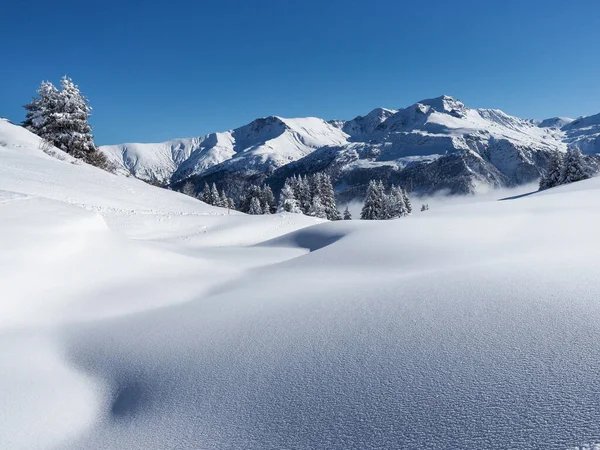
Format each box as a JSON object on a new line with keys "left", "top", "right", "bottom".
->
{"left": 421, "top": 204, "right": 429, "bottom": 212}
{"left": 343, "top": 206, "right": 352, "bottom": 220}
{"left": 200, "top": 183, "right": 211, "bottom": 204}
{"left": 248, "top": 196, "right": 263, "bottom": 215}
{"left": 227, "top": 197, "right": 236, "bottom": 210}
{"left": 209, "top": 183, "right": 221, "bottom": 206}
{"left": 278, "top": 181, "right": 302, "bottom": 213}
{"left": 315, "top": 173, "right": 341, "bottom": 220}
{"left": 51, "top": 76, "right": 96, "bottom": 158}
{"left": 361, "top": 180, "right": 385, "bottom": 220}
{"left": 308, "top": 195, "right": 327, "bottom": 219}
{"left": 219, "top": 190, "right": 229, "bottom": 208}
{"left": 261, "top": 185, "right": 276, "bottom": 214}
{"left": 295, "top": 175, "right": 312, "bottom": 214}
{"left": 539, "top": 152, "right": 564, "bottom": 190}
{"left": 560, "top": 148, "right": 589, "bottom": 185}
{"left": 22, "top": 81, "right": 60, "bottom": 136}
{"left": 24, "top": 76, "right": 111, "bottom": 170}
{"left": 181, "top": 182, "right": 196, "bottom": 197}
{"left": 402, "top": 188, "right": 412, "bottom": 214}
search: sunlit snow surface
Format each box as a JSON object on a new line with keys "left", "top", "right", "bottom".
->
{"left": 2, "top": 118, "right": 600, "bottom": 449}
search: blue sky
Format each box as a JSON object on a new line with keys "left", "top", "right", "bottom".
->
{"left": 2, "top": 0, "right": 600, "bottom": 145}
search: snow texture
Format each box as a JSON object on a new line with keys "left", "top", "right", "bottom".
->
{"left": 3, "top": 118, "right": 600, "bottom": 449}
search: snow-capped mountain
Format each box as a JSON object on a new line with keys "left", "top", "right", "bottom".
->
{"left": 100, "top": 116, "right": 348, "bottom": 184}
{"left": 100, "top": 96, "right": 600, "bottom": 198}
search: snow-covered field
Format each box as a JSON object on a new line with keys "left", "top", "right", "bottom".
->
{"left": 3, "top": 118, "right": 600, "bottom": 449}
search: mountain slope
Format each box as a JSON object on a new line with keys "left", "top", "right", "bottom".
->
{"left": 100, "top": 116, "right": 348, "bottom": 184}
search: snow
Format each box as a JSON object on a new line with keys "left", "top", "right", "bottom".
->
{"left": 100, "top": 116, "right": 348, "bottom": 182}
{"left": 3, "top": 118, "right": 600, "bottom": 449}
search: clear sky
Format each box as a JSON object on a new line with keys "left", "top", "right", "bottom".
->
{"left": 2, "top": 0, "right": 600, "bottom": 145}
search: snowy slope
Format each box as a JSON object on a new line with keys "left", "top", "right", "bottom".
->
{"left": 4, "top": 116, "right": 600, "bottom": 449}
{"left": 98, "top": 137, "right": 206, "bottom": 183}
{"left": 563, "top": 112, "right": 600, "bottom": 155}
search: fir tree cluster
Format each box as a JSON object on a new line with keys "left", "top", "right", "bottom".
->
{"left": 23, "top": 77, "right": 111, "bottom": 170}
{"left": 277, "top": 173, "right": 341, "bottom": 220}
{"left": 539, "top": 148, "right": 590, "bottom": 191}
{"left": 189, "top": 182, "right": 236, "bottom": 209}
{"left": 239, "top": 184, "right": 277, "bottom": 215}
{"left": 360, "top": 180, "right": 411, "bottom": 220}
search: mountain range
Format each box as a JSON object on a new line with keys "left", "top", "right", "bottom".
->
{"left": 99, "top": 96, "right": 600, "bottom": 199}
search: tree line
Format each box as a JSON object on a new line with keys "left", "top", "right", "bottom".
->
{"left": 539, "top": 147, "right": 590, "bottom": 190}
{"left": 180, "top": 172, "right": 417, "bottom": 221}
{"left": 22, "top": 77, "right": 112, "bottom": 170}
{"left": 360, "top": 180, "right": 411, "bottom": 220}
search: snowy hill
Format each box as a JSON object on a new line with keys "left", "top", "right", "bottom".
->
{"left": 4, "top": 116, "right": 600, "bottom": 449}
{"left": 100, "top": 96, "right": 600, "bottom": 198}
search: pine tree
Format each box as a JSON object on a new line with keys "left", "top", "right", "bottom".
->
{"left": 402, "top": 188, "right": 412, "bottom": 214}
{"left": 182, "top": 182, "right": 196, "bottom": 197}
{"left": 52, "top": 76, "right": 96, "bottom": 158}
{"left": 383, "top": 185, "right": 408, "bottom": 219}
{"left": 25, "top": 76, "right": 111, "bottom": 170}
{"left": 296, "top": 175, "right": 312, "bottom": 214}
{"left": 560, "top": 148, "right": 589, "bottom": 185}
{"left": 343, "top": 206, "right": 352, "bottom": 220}
{"left": 308, "top": 195, "right": 327, "bottom": 219}
{"left": 278, "top": 181, "right": 302, "bottom": 213}
{"left": 361, "top": 180, "right": 385, "bottom": 220}
{"left": 240, "top": 185, "right": 262, "bottom": 213}
{"left": 261, "top": 185, "right": 276, "bottom": 214}
{"left": 227, "top": 197, "right": 236, "bottom": 210}
{"left": 23, "top": 81, "right": 60, "bottom": 137}
{"left": 248, "top": 196, "right": 263, "bottom": 215}
{"left": 201, "top": 183, "right": 212, "bottom": 204}
{"left": 539, "top": 152, "right": 564, "bottom": 190}
{"left": 317, "top": 173, "right": 341, "bottom": 220}
{"left": 219, "top": 190, "right": 229, "bottom": 208}
{"left": 210, "top": 183, "right": 220, "bottom": 206}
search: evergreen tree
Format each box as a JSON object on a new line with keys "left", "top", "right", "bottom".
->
{"left": 22, "top": 81, "right": 60, "bottom": 137}
{"left": 261, "top": 185, "right": 276, "bottom": 214}
{"left": 361, "top": 180, "right": 385, "bottom": 220}
{"left": 24, "top": 76, "right": 111, "bottom": 170}
{"left": 200, "top": 183, "right": 211, "bottom": 204}
{"left": 209, "top": 183, "right": 220, "bottom": 205}
{"left": 278, "top": 181, "right": 302, "bottom": 213}
{"left": 182, "top": 182, "right": 196, "bottom": 197}
{"left": 308, "top": 195, "right": 327, "bottom": 219}
{"left": 240, "top": 185, "right": 262, "bottom": 213}
{"left": 296, "top": 175, "right": 312, "bottom": 214}
{"left": 219, "top": 190, "right": 229, "bottom": 208}
{"left": 560, "top": 148, "right": 589, "bottom": 185}
{"left": 539, "top": 152, "right": 564, "bottom": 190}
{"left": 402, "top": 188, "right": 412, "bottom": 214}
{"left": 52, "top": 76, "right": 96, "bottom": 159}
{"left": 248, "top": 196, "right": 263, "bottom": 215}
{"left": 383, "top": 185, "right": 408, "bottom": 219}
{"left": 343, "top": 206, "right": 352, "bottom": 220}
{"left": 227, "top": 197, "right": 236, "bottom": 210}
{"left": 317, "top": 173, "right": 341, "bottom": 220}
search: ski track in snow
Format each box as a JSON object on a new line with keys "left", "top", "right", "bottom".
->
{"left": 3, "top": 119, "right": 600, "bottom": 449}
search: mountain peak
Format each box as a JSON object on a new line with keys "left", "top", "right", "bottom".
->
{"left": 417, "top": 95, "right": 467, "bottom": 115}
